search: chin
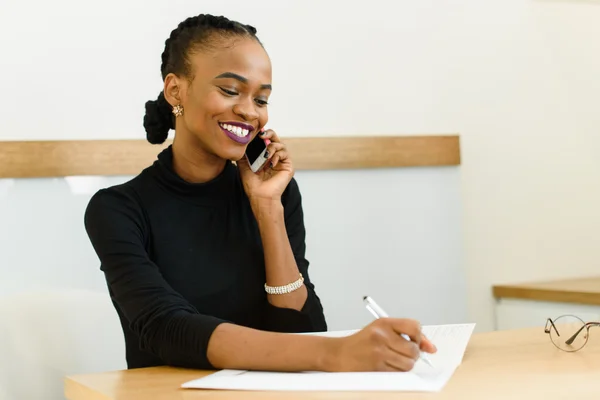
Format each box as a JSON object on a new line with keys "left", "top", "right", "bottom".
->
{"left": 219, "top": 149, "right": 246, "bottom": 162}
{"left": 213, "top": 131, "right": 248, "bottom": 161}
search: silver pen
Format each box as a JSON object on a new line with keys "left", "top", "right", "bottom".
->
{"left": 363, "top": 296, "right": 435, "bottom": 368}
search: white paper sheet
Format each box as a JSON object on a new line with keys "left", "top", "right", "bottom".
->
{"left": 181, "top": 323, "right": 475, "bottom": 392}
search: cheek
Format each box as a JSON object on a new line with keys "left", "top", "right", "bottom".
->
{"left": 184, "top": 92, "right": 230, "bottom": 134}
{"left": 187, "top": 91, "right": 230, "bottom": 122}
{"left": 259, "top": 108, "right": 269, "bottom": 126}
{"left": 202, "top": 91, "right": 231, "bottom": 116}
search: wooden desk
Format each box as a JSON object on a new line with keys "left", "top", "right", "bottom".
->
{"left": 64, "top": 326, "right": 600, "bottom": 399}
{"left": 492, "top": 276, "right": 600, "bottom": 331}
{"left": 493, "top": 276, "right": 600, "bottom": 305}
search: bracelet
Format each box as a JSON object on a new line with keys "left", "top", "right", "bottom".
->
{"left": 264, "top": 273, "right": 304, "bottom": 295}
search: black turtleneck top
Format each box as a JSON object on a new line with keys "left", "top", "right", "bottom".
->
{"left": 84, "top": 145, "right": 327, "bottom": 370}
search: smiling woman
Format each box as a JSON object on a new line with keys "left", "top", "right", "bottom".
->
{"left": 143, "top": 15, "right": 272, "bottom": 180}
{"left": 84, "top": 13, "right": 436, "bottom": 374}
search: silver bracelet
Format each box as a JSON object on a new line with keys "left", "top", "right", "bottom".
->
{"left": 264, "top": 273, "right": 304, "bottom": 295}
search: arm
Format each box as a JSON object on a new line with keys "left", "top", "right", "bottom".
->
{"left": 85, "top": 186, "right": 329, "bottom": 370}
{"left": 253, "top": 178, "right": 327, "bottom": 332}
{"left": 206, "top": 323, "right": 334, "bottom": 371}
{"left": 84, "top": 188, "right": 225, "bottom": 369}
{"left": 252, "top": 199, "right": 307, "bottom": 310}
{"left": 86, "top": 185, "right": 432, "bottom": 373}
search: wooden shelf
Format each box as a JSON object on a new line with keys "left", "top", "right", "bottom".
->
{"left": 0, "top": 135, "right": 460, "bottom": 178}
{"left": 493, "top": 276, "right": 600, "bottom": 306}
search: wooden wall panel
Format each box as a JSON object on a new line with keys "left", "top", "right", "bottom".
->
{"left": 0, "top": 135, "right": 460, "bottom": 178}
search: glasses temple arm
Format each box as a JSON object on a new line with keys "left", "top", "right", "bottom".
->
{"left": 544, "top": 318, "right": 560, "bottom": 336}
{"left": 565, "top": 322, "right": 599, "bottom": 345}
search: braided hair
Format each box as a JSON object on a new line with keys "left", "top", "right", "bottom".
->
{"left": 143, "top": 14, "right": 261, "bottom": 144}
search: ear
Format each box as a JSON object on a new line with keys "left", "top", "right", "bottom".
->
{"left": 163, "top": 73, "right": 183, "bottom": 107}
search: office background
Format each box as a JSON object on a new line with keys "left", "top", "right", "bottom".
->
{"left": 1, "top": 0, "right": 599, "bottom": 338}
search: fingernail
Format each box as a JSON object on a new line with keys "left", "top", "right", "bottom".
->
{"left": 264, "top": 151, "right": 269, "bottom": 158}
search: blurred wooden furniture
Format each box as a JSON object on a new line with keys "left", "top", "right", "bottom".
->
{"left": 64, "top": 325, "right": 600, "bottom": 399}
{"left": 0, "top": 135, "right": 460, "bottom": 178}
{"left": 493, "top": 276, "right": 600, "bottom": 330}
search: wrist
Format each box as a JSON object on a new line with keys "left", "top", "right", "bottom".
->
{"left": 318, "top": 337, "right": 342, "bottom": 372}
{"left": 250, "top": 195, "right": 282, "bottom": 209}
{"left": 251, "top": 197, "right": 283, "bottom": 221}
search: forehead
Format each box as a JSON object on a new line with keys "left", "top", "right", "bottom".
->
{"left": 191, "top": 37, "right": 272, "bottom": 84}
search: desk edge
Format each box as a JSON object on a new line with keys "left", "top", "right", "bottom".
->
{"left": 492, "top": 286, "right": 600, "bottom": 306}
{"left": 64, "top": 376, "right": 113, "bottom": 400}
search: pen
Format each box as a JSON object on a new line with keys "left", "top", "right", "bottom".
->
{"left": 363, "top": 295, "right": 435, "bottom": 368}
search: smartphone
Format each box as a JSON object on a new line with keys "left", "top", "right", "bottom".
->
{"left": 245, "top": 131, "right": 271, "bottom": 173}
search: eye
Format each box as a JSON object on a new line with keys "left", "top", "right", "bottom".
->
{"left": 218, "top": 87, "right": 238, "bottom": 96}
{"left": 255, "top": 98, "right": 269, "bottom": 107}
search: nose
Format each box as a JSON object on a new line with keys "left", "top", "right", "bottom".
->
{"left": 232, "top": 97, "right": 259, "bottom": 122}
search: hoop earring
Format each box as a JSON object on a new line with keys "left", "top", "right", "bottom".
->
{"left": 172, "top": 104, "right": 184, "bottom": 117}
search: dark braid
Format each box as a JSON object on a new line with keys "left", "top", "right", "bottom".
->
{"left": 143, "top": 14, "right": 261, "bottom": 144}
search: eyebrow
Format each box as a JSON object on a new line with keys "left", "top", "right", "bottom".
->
{"left": 214, "top": 72, "right": 272, "bottom": 90}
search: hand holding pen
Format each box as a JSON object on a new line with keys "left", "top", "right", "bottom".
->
{"left": 324, "top": 298, "right": 437, "bottom": 372}
{"left": 363, "top": 296, "right": 436, "bottom": 368}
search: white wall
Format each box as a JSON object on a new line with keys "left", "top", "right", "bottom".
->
{"left": 447, "top": 0, "right": 600, "bottom": 331}
{"left": 1, "top": 0, "right": 599, "bottom": 334}
{"left": 0, "top": 168, "right": 466, "bottom": 332}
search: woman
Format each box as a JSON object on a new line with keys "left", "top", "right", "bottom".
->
{"left": 84, "top": 13, "right": 436, "bottom": 373}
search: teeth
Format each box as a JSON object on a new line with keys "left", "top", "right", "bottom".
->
{"left": 220, "top": 123, "right": 249, "bottom": 137}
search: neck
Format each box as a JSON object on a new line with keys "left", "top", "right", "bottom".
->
{"left": 171, "top": 132, "right": 226, "bottom": 183}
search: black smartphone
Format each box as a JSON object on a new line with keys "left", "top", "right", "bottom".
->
{"left": 245, "top": 131, "right": 271, "bottom": 173}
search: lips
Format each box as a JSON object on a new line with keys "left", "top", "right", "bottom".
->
{"left": 218, "top": 121, "right": 255, "bottom": 145}
{"left": 221, "top": 121, "right": 255, "bottom": 132}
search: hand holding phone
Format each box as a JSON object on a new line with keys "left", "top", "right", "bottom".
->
{"left": 238, "top": 128, "right": 294, "bottom": 206}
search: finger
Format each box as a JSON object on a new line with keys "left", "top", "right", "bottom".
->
{"left": 382, "top": 351, "right": 416, "bottom": 372}
{"left": 386, "top": 333, "right": 421, "bottom": 360}
{"left": 270, "top": 153, "right": 280, "bottom": 169}
{"left": 265, "top": 142, "right": 288, "bottom": 166}
{"left": 389, "top": 319, "right": 422, "bottom": 344}
{"left": 259, "top": 129, "right": 280, "bottom": 142}
{"left": 420, "top": 335, "right": 437, "bottom": 353}
{"left": 270, "top": 150, "right": 289, "bottom": 169}
{"left": 265, "top": 142, "right": 285, "bottom": 159}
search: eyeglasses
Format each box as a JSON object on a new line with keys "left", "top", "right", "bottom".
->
{"left": 544, "top": 314, "right": 600, "bottom": 352}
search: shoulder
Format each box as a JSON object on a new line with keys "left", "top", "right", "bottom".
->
{"left": 84, "top": 176, "right": 148, "bottom": 236}
{"left": 86, "top": 178, "right": 140, "bottom": 214}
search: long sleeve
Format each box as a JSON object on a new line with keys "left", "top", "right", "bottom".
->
{"left": 84, "top": 188, "right": 226, "bottom": 369}
{"left": 262, "top": 178, "right": 328, "bottom": 333}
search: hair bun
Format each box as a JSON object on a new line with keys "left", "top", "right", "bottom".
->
{"left": 244, "top": 24, "right": 257, "bottom": 35}
{"left": 143, "top": 91, "right": 173, "bottom": 144}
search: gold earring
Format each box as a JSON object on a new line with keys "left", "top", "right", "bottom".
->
{"left": 172, "top": 104, "right": 183, "bottom": 117}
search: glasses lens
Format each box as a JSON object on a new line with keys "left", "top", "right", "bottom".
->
{"left": 548, "top": 315, "right": 588, "bottom": 352}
